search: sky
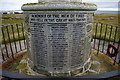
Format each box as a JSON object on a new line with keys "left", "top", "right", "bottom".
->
{"left": 0, "top": 0, "right": 119, "bottom": 11}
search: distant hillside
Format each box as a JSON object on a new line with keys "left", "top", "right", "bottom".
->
{"left": 94, "top": 14, "right": 119, "bottom": 26}
{"left": 95, "top": 10, "right": 119, "bottom": 14}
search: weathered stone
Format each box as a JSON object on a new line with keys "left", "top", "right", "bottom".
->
{"left": 22, "top": 0, "right": 97, "bottom": 76}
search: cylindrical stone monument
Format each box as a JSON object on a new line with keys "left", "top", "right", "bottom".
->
{"left": 22, "top": 0, "right": 97, "bottom": 76}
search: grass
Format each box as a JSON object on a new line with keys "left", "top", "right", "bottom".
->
{"left": 93, "top": 14, "right": 119, "bottom": 42}
{"left": 92, "top": 23, "right": 119, "bottom": 42}
{"left": 1, "top": 14, "right": 119, "bottom": 44}
{"left": 94, "top": 14, "right": 119, "bottom": 26}
{"left": 2, "top": 24, "right": 25, "bottom": 44}
{"left": 1, "top": 14, "right": 25, "bottom": 44}
{"left": 2, "top": 14, "right": 23, "bottom": 25}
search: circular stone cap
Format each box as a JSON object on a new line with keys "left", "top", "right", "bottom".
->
{"left": 22, "top": 2, "right": 97, "bottom": 11}
{"left": 38, "top": 0, "right": 82, "bottom": 2}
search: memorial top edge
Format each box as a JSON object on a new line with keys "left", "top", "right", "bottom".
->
{"left": 21, "top": 2, "right": 97, "bottom": 11}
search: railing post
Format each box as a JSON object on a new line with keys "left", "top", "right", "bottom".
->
{"left": 93, "top": 22, "right": 98, "bottom": 49}
{"left": 97, "top": 23, "right": 103, "bottom": 54}
{"left": 6, "top": 25, "right": 14, "bottom": 59}
{"left": 117, "top": 38, "right": 120, "bottom": 64}
{"left": 102, "top": 24, "right": 108, "bottom": 53}
{"left": 113, "top": 26, "right": 117, "bottom": 45}
{"left": 21, "top": 23, "right": 26, "bottom": 49}
{"left": 16, "top": 24, "right": 22, "bottom": 51}
{"left": 1, "top": 26, "right": 9, "bottom": 58}
{"left": 112, "top": 26, "right": 118, "bottom": 65}
{"left": 11, "top": 24, "right": 18, "bottom": 53}
{"left": 108, "top": 25, "right": 113, "bottom": 44}
{"left": 1, "top": 48, "right": 5, "bottom": 62}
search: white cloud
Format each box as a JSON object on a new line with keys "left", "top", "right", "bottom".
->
{"left": 0, "top": 0, "right": 38, "bottom": 3}
{"left": 0, "top": 0, "right": 119, "bottom": 11}
{"left": 0, "top": 0, "right": 38, "bottom": 10}
{"left": 82, "top": 0, "right": 119, "bottom": 11}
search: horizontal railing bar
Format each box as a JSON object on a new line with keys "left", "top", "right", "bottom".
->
{"left": 1, "top": 70, "right": 120, "bottom": 79}
{"left": 1, "top": 23, "right": 23, "bottom": 27}
{"left": 93, "top": 22, "right": 119, "bottom": 27}
{"left": 81, "top": 70, "right": 120, "bottom": 78}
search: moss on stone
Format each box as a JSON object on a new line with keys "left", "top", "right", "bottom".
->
{"left": 18, "top": 63, "right": 26, "bottom": 69}
{"left": 83, "top": 3, "right": 96, "bottom": 6}
{"left": 23, "top": 3, "right": 38, "bottom": 6}
{"left": 22, "top": 2, "right": 96, "bottom": 7}
{"left": 39, "top": 1, "right": 46, "bottom": 5}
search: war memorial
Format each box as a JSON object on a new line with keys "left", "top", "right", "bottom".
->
{"left": 1, "top": 0, "right": 120, "bottom": 79}
{"left": 21, "top": 0, "right": 97, "bottom": 76}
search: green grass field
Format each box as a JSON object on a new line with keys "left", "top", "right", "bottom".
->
{"left": 92, "top": 23, "right": 119, "bottom": 42}
{"left": 2, "top": 14, "right": 24, "bottom": 44}
{"left": 2, "top": 14, "right": 23, "bottom": 24}
{"left": 94, "top": 14, "right": 119, "bottom": 26}
{"left": 2, "top": 24, "right": 25, "bottom": 44}
{"left": 93, "top": 14, "right": 119, "bottom": 42}
{"left": 1, "top": 14, "right": 119, "bottom": 44}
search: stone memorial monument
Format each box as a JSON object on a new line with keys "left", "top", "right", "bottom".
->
{"left": 22, "top": 0, "right": 97, "bottom": 76}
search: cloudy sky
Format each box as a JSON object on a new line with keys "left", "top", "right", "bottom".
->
{"left": 0, "top": 0, "right": 119, "bottom": 11}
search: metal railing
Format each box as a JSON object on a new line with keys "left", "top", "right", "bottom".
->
{"left": 1, "top": 23, "right": 26, "bottom": 62}
{"left": 0, "top": 22, "right": 120, "bottom": 78}
{"left": 93, "top": 22, "right": 120, "bottom": 64}
{"left": 1, "top": 70, "right": 120, "bottom": 79}
{"left": 1, "top": 22, "right": 120, "bottom": 64}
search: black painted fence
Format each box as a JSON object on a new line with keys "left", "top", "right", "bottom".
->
{"left": 1, "top": 23, "right": 26, "bottom": 62}
{"left": 1, "top": 70, "right": 120, "bottom": 79}
{"left": 93, "top": 22, "right": 120, "bottom": 64}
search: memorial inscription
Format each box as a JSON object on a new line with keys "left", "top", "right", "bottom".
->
{"left": 27, "top": 12, "right": 91, "bottom": 71}
{"left": 30, "top": 14, "right": 87, "bottom": 23}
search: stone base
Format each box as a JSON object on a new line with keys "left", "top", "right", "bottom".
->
{"left": 71, "top": 58, "right": 91, "bottom": 76}
{"left": 32, "top": 66, "right": 51, "bottom": 76}
{"left": 27, "top": 57, "right": 92, "bottom": 77}
{"left": 50, "top": 72, "right": 71, "bottom": 77}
